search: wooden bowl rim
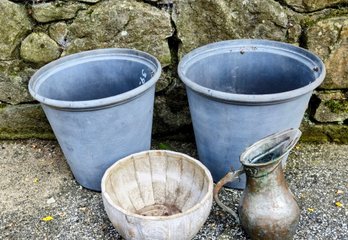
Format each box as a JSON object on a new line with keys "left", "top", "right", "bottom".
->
{"left": 101, "top": 150, "right": 213, "bottom": 221}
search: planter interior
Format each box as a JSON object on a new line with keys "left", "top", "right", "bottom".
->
{"left": 185, "top": 51, "right": 317, "bottom": 95}
{"left": 36, "top": 59, "right": 154, "bottom": 102}
{"left": 102, "top": 150, "right": 213, "bottom": 239}
{"left": 103, "top": 151, "right": 212, "bottom": 215}
{"left": 178, "top": 40, "right": 325, "bottom": 189}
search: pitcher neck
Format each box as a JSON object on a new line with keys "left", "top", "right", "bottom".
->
{"left": 244, "top": 158, "right": 286, "bottom": 190}
{"left": 243, "top": 156, "right": 283, "bottom": 179}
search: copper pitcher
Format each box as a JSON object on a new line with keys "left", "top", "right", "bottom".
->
{"left": 214, "top": 129, "right": 301, "bottom": 240}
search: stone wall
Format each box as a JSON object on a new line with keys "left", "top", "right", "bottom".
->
{"left": 1, "top": 0, "right": 347, "bottom": 143}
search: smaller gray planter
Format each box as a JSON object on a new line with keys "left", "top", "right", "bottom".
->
{"left": 178, "top": 39, "right": 326, "bottom": 189}
{"left": 29, "top": 48, "right": 161, "bottom": 191}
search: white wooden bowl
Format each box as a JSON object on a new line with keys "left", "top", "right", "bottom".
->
{"left": 101, "top": 150, "right": 213, "bottom": 240}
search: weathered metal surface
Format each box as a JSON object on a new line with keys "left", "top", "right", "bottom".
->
{"left": 214, "top": 129, "right": 301, "bottom": 240}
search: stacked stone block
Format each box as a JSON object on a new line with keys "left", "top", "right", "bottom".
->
{"left": 0, "top": 0, "right": 347, "bottom": 142}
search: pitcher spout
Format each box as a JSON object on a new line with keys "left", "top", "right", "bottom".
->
{"left": 241, "top": 129, "right": 302, "bottom": 167}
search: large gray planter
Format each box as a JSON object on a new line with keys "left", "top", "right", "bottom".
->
{"left": 178, "top": 39, "right": 326, "bottom": 189}
{"left": 29, "top": 48, "right": 161, "bottom": 191}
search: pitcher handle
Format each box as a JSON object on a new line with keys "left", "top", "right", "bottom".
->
{"left": 213, "top": 168, "right": 245, "bottom": 224}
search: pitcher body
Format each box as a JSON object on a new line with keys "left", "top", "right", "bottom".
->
{"left": 239, "top": 157, "right": 300, "bottom": 239}
{"left": 214, "top": 129, "right": 302, "bottom": 240}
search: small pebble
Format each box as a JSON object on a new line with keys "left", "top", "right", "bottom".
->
{"left": 47, "top": 197, "right": 56, "bottom": 204}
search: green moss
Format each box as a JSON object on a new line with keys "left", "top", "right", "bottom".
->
{"left": 300, "top": 124, "right": 330, "bottom": 143}
{"left": 0, "top": 104, "right": 54, "bottom": 140}
{"left": 302, "top": 8, "right": 348, "bottom": 28}
{"left": 301, "top": 17, "right": 317, "bottom": 28}
{"left": 0, "top": 124, "right": 54, "bottom": 139}
{"left": 0, "top": 132, "right": 55, "bottom": 140}
{"left": 326, "top": 125, "right": 348, "bottom": 144}
{"left": 159, "top": 54, "right": 172, "bottom": 67}
{"left": 300, "top": 122, "right": 348, "bottom": 144}
{"left": 324, "top": 8, "right": 348, "bottom": 19}
{"left": 158, "top": 142, "right": 174, "bottom": 150}
{"left": 324, "top": 100, "right": 348, "bottom": 114}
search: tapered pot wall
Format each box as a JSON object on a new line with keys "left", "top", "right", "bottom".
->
{"left": 29, "top": 48, "right": 161, "bottom": 191}
{"left": 178, "top": 39, "right": 326, "bottom": 189}
{"left": 41, "top": 89, "right": 154, "bottom": 191}
{"left": 187, "top": 90, "right": 311, "bottom": 188}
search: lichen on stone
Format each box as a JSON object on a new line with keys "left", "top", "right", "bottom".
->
{"left": 284, "top": 0, "right": 348, "bottom": 12}
{"left": 0, "top": 104, "right": 54, "bottom": 140}
{"left": 31, "top": 1, "right": 87, "bottom": 23}
{"left": 325, "top": 100, "right": 348, "bottom": 114}
{"left": 49, "top": 22, "right": 68, "bottom": 47}
{"left": 0, "top": 60, "right": 35, "bottom": 104}
{"left": 0, "top": 0, "right": 32, "bottom": 60}
{"left": 63, "top": 0, "right": 173, "bottom": 66}
{"left": 77, "top": 0, "right": 101, "bottom": 3}
{"left": 314, "top": 91, "right": 348, "bottom": 123}
{"left": 20, "top": 32, "right": 61, "bottom": 64}
{"left": 174, "top": 0, "right": 301, "bottom": 56}
{"left": 300, "top": 122, "right": 348, "bottom": 144}
{"left": 0, "top": 0, "right": 347, "bottom": 143}
{"left": 307, "top": 17, "right": 348, "bottom": 89}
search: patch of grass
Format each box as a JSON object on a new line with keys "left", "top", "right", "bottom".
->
{"left": 158, "top": 142, "right": 174, "bottom": 150}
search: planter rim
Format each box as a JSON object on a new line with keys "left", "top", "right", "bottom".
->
{"left": 178, "top": 39, "right": 326, "bottom": 104}
{"left": 29, "top": 48, "right": 161, "bottom": 109}
{"left": 101, "top": 150, "right": 214, "bottom": 221}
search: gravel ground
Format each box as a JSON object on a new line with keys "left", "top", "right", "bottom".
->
{"left": 0, "top": 140, "right": 347, "bottom": 239}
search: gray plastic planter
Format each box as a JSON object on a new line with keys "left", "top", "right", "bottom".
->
{"left": 178, "top": 39, "right": 325, "bottom": 189}
{"left": 29, "top": 48, "right": 161, "bottom": 191}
